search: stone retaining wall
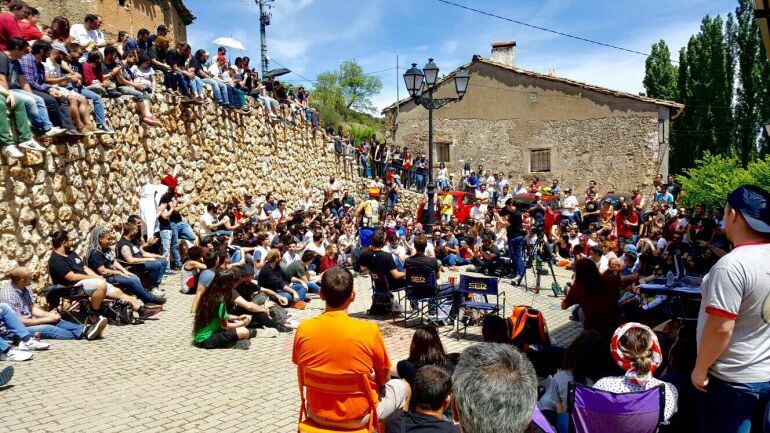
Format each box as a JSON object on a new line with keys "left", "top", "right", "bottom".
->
{"left": 0, "top": 87, "right": 360, "bottom": 282}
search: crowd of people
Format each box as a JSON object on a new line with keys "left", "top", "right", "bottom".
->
{"left": 0, "top": 1, "right": 319, "bottom": 160}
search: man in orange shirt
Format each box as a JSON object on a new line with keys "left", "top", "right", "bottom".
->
{"left": 292, "top": 266, "right": 408, "bottom": 428}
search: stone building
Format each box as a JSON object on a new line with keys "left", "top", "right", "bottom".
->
{"left": 383, "top": 41, "right": 684, "bottom": 193}
{"left": 39, "top": 0, "right": 195, "bottom": 42}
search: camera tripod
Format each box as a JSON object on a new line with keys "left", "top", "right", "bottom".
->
{"left": 521, "top": 231, "right": 562, "bottom": 296}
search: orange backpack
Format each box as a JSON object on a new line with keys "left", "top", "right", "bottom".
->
{"left": 508, "top": 306, "right": 551, "bottom": 350}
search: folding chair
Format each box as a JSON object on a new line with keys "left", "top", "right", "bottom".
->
{"left": 369, "top": 271, "right": 404, "bottom": 323}
{"left": 567, "top": 382, "right": 665, "bottom": 433}
{"left": 41, "top": 283, "right": 91, "bottom": 325}
{"left": 531, "top": 403, "right": 557, "bottom": 433}
{"left": 455, "top": 274, "right": 504, "bottom": 340}
{"left": 403, "top": 271, "right": 455, "bottom": 327}
{"left": 296, "top": 366, "right": 379, "bottom": 433}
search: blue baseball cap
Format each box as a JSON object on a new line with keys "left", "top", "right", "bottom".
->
{"left": 727, "top": 185, "right": 770, "bottom": 233}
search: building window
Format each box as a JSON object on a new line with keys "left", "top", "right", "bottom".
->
{"left": 530, "top": 148, "right": 551, "bottom": 173}
{"left": 436, "top": 142, "right": 451, "bottom": 163}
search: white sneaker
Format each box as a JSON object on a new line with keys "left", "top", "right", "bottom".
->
{"left": 286, "top": 319, "right": 300, "bottom": 329}
{"left": 17, "top": 339, "right": 50, "bottom": 351}
{"left": 0, "top": 348, "right": 33, "bottom": 361}
{"left": 18, "top": 140, "right": 47, "bottom": 152}
{"left": 150, "top": 288, "right": 165, "bottom": 297}
{"left": 44, "top": 127, "right": 65, "bottom": 137}
{"left": 2, "top": 145, "right": 23, "bottom": 159}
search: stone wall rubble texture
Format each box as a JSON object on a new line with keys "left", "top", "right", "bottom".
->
{"left": 0, "top": 85, "right": 360, "bottom": 281}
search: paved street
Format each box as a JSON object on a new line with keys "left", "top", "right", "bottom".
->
{"left": 2, "top": 266, "right": 581, "bottom": 432}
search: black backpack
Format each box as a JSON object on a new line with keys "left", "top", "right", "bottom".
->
{"left": 102, "top": 301, "right": 141, "bottom": 326}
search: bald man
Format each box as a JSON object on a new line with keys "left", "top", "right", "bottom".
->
{"left": 0, "top": 267, "right": 107, "bottom": 340}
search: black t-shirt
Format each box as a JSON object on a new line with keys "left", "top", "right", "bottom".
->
{"left": 584, "top": 200, "right": 599, "bottom": 223}
{"left": 360, "top": 248, "right": 402, "bottom": 290}
{"left": 529, "top": 202, "right": 546, "bottom": 226}
{"left": 691, "top": 216, "right": 715, "bottom": 242}
{"left": 257, "top": 264, "right": 289, "bottom": 291}
{"left": 404, "top": 253, "right": 438, "bottom": 277}
{"left": 190, "top": 57, "right": 205, "bottom": 77}
{"left": 499, "top": 207, "right": 524, "bottom": 239}
{"left": 0, "top": 52, "right": 22, "bottom": 88}
{"left": 384, "top": 409, "right": 460, "bottom": 433}
{"left": 48, "top": 251, "right": 87, "bottom": 286}
{"left": 159, "top": 192, "right": 182, "bottom": 223}
{"left": 67, "top": 58, "right": 83, "bottom": 76}
{"left": 117, "top": 238, "right": 142, "bottom": 262}
{"left": 87, "top": 248, "right": 116, "bottom": 271}
{"left": 165, "top": 49, "right": 184, "bottom": 68}
{"left": 666, "top": 182, "right": 682, "bottom": 200}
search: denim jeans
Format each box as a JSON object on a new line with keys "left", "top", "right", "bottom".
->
{"left": 107, "top": 274, "right": 157, "bottom": 304}
{"left": 0, "top": 303, "right": 31, "bottom": 352}
{"left": 10, "top": 89, "right": 52, "bottom": 132}
{"left": 304, "top": 282, "right": 321, "bottom": 293}
{"left": 169, "top": 222, "right": 196, "bottom": 268}
{"left": 26, "top": 320, "right": 83, "bottom": 340}
{"left": 442, "top": 253, "right": 469, "bottom": 267}
{"left": 173, "top": 71, "right": 191, "bottom": 94}
{"left": 698, "top": 375, "right": 770, "bottom": 433}
{"left": 135, "top": 259, "right": 168, "bottom": 288}
{"left": 159, "top": 229, "right": 172, "bottom": 261}
{"left": 75, "top": 86, "right": 106, "bottom": 125}
{"left": 276, "top": 284, "right": 308, "bottom": 303}
{"left": 508, "top": 236, "right": 525, "bottom": 277}
{"left": 201, "top": 78, "right": 227, "bottom": 105}
{"left": 190, "top": 76, "right": 203, "bottom": 94}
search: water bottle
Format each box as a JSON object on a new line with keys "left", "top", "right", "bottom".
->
{"left": 666, "top": 271, "right": 675, "bottom": 287}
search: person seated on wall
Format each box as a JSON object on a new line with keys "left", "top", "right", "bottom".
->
{"left": 86, "top": 226, "right": 166, "bottom": 306}
{"left": 101, "top": 46, "right": 161, "bottom": 126}
{"left": 0, "top": 266, "right": 107, "bottom": 341}
{"left": 48, "top": 230, "right": 160, "bottom": 321}
{"left": 115, "top": 223, "right": 168, "bottom": 299}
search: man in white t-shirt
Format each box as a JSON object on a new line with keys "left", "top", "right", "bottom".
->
{"left": 69, "top": 14, "right": 112, "bottom": 51}
{"left": 326, "top": 176, "right": 341, "bottom": 200}
{"left": 693, "top": 185, "right": 770, "bottom": 433}
{"left": 560, "top": 188, "right": 579, "bottom": 225}
{"left": 270, "top": 200, "right": 286, "bottom": 222}
{"left": 198, "top": 203, "right": 230, "bottom": 238}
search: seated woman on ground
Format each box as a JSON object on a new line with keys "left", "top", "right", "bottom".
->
{"left": 193, "top": 269, "right": 256, "bottom": 349}
{"left": 180, "top": 245, "right": 206, "bottom": 294}
{"left": 390, "top": 325, "right": 457, "bottom": 388}
{"left": 593, "top": 322, "right": 678, "bottom": 423}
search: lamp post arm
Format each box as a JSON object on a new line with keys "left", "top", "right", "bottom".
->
{"left": 414, "top": 96, "right": 462, "bottom": 110}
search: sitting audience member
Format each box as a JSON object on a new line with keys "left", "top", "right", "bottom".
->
{"left": 42, "top": 42, "right": 96, "bottom": 134}
{"left": 257, "top": 249, "right": 308, "bottom": 309}
{"left": 1, "top": 301, "right": 47, "bottom": 362}
{"left": 0, "top": 266, "right": 107, "bottom": 340}
{"left": 191, "top": 250, "right": 222, "bottom": 313}
{"left": 0, "top": 42, "right": 45, "bottom": 158}
{"left": 86, "top": 226, "right": 165, "bottom": 306}
{"left": 392, "top": 325, "right": 455, "bottom": 388}
{"left": 469, "top": 235, "right": 501, "bottom": 275}
{"left": 115, "top": 223, "right": 168, "bottom": 297}
{"left": 561, "top": 258, "right": 620, "bottom": 335}
{"left": 180, "top": 245, "right": 206, "bottom": 294}
{"left": 228, "top": 267, "right": 291, "bottom": 334}
{"left": 359, "top": 229, "right": 406, "bottom": 290}
{"left": 538, "top": 330, "right": 611, "bottom": 432}
{"left": 47, "top": 230, "right": 159, "bottom": 321}
{"left": 102, "top": 46, "right": 160, "bottom": 126}
{"left": 20, "top": 41, "right": 81, "bottom": 136}
{"left": 318, "top": 243, "right": 339, "bottom": 273}
{"left": 594, "top": 323, "right": 678, "bottom": 423}
{"left": 451, "top": 343, "right": 538, "bottom": 433}
{"left": 284, "top": 250, "right": 321, "bottom": 295}
{"left": 384, "top": 365, "right": 459, "bottom": 433}
{"left": 192, "top": 269, "right": 256, "bottom": 349}
{"left": 293, "top": 266, "right": 408, "bottom": 428}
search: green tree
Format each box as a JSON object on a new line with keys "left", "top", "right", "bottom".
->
{"left": 643, "top": 40, "right": 678, "bottom": 100}
{"left": 313, "top": 59, "right": 383, "bottom": 113}
{"left": 728, "top": 1, "right": 765, "bottom": 167}
{"left": 671, "top": 15, "right": 735, "bottom": 172}
{"left": 680, "top": 153, "right": 755, "bottom": 209}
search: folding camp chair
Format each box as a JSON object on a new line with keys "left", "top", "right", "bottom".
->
{"left": 41, "top": 283, "right": 92, "bottom": 325}
{"left": 403, "top": 271, "right": 455, "bottom": 327}
{"left": 369, "top": 271, "right": 404, "bottom": 323}
{"left": 455, "top": 274, "right": 504, "bottom": 340}
{"left": 296, "top": 366, "right": 379, "bottom": 433}
{"left": 567, "top": 382, "right": 665, "bottom": 433}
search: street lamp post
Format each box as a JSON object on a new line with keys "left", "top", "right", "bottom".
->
{"left": 403, "top": 59, "right": 470, "bottom": 234}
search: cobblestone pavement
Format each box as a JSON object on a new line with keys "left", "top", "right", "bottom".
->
{"left": 2, "top": 265, "right": 581, "bottom": 432}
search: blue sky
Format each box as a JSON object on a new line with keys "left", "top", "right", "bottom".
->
{"left": 186, "top": 0, "right": 736, "bottom": 113}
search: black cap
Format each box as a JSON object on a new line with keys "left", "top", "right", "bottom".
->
{"left": 727, "top": 185, "right": 770, "bottom": 233}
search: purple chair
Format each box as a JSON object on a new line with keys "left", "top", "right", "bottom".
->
{"left": 532, "top": 404, "right": 557, "bottom": 433}
{"left": 567, "top": 382, "right": 665, "bottom": 433}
